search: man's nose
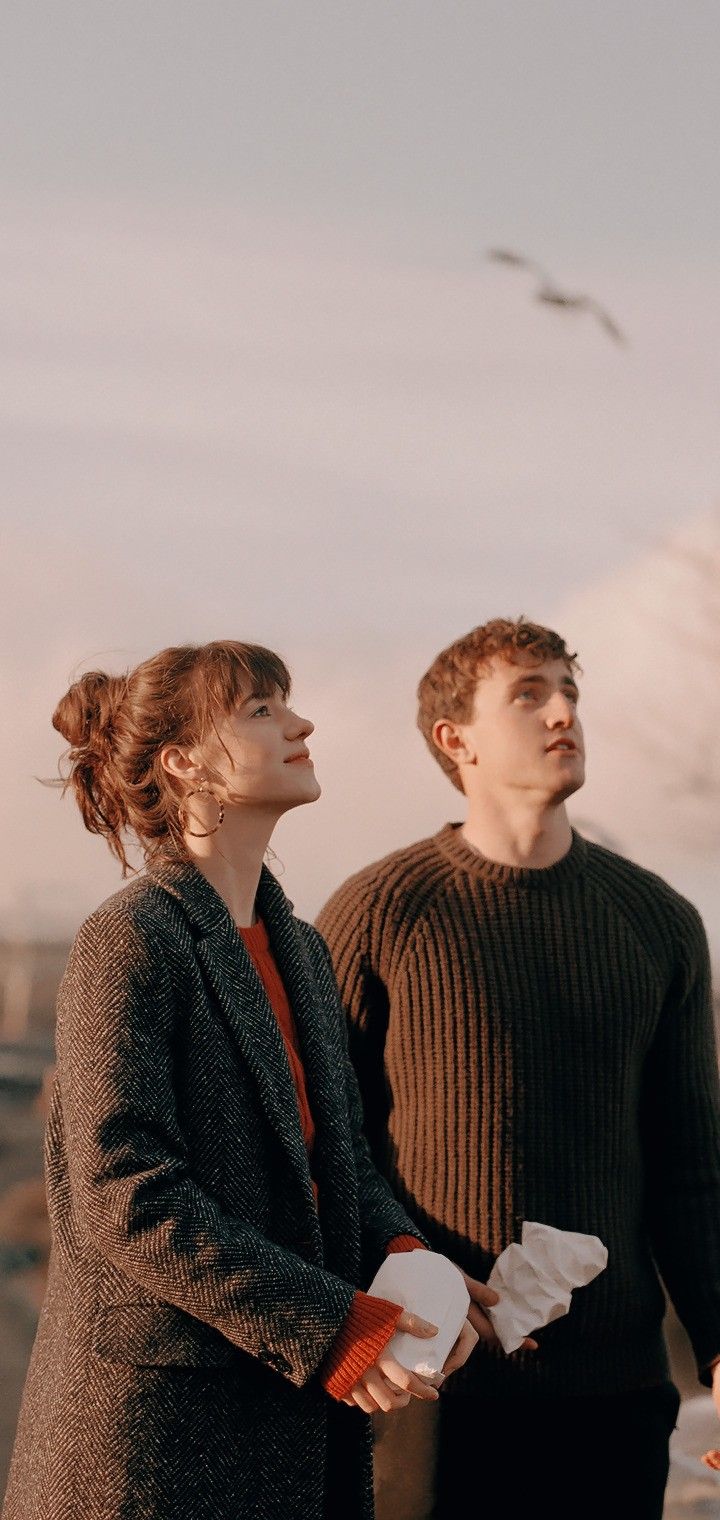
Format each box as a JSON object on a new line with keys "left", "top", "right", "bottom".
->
{"left": 545, "top": 695, "right": 575, "bottom": 728}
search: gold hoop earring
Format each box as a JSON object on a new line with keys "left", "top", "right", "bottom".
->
{"left": 178, "top": 785, "right": 225, "bottom": 838}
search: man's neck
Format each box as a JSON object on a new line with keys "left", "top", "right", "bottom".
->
{"left": 461, "top": 799, "right": 573, "bottom": 869}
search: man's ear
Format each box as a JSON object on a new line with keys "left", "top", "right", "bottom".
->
{"left": 432, "top": 718, "right": 476, "bottom": 768}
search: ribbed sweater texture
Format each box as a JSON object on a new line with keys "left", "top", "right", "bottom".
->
{"left": 316, "top": 825, "right": 720, "bottom": 1398}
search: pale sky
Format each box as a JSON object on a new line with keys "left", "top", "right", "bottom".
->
{"left": 2, "top": 2, "right": 720, "bottom": 942}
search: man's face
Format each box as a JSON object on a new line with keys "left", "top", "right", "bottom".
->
{"left": 450, "top": 655, "right": 586, "bottom": 802}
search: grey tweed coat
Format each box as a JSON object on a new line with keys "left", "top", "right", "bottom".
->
{"left": 2, "top": 859, "right": 425, "bottom": 1520}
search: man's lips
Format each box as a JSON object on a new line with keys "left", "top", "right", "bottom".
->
{"left": 285, "top": 751, "right": 312, "bottom": 764}
{"left": 545, "top": 739, "right": 578, "bottom": 754}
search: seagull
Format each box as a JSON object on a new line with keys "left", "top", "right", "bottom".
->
{"left": 486, "top": 248, "right": 626, "bottom": 344}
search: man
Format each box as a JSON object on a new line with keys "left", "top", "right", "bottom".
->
{"left": 317, "top": 617, "right": 720, "bottom": 1520}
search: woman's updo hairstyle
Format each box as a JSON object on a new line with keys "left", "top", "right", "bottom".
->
{"left": 52, "top": 641, "right": 291, "bottom": 873}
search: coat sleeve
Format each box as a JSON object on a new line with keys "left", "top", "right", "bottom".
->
{"left": 309, "top": 908, "right": 428, "bottom": 1270}
{"left": 641, "top": 903, "right": 720, "bottom": 1383}
{"left": 57, "top": 905, "right": 358, "bottom": 1390}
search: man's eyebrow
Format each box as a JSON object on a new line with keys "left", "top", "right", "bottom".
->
{"left": 507, "top": 672, "right": 579, "bottom": 693}
{"left": 507, "top": 671, "right": 545, "bottom": 691}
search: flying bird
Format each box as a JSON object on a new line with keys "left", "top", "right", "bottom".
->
{"left": 486, "top": 248, "right": 626, "bottom": 344}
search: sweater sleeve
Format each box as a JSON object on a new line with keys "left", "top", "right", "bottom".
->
{"left": 316, "top": 878, "right": 394, "bottom": 1169}
{"left": 319, "top": 1236, "right": 427, "bottom": 1399}
{"left": 641, "top": 904, "right": 720, "bottom": 1384}
{"left": 308, "top": 919, "right": 429, "bottom": 1271}
{"left": 319, "top": 1292, "right": 403, "bottom": 1400}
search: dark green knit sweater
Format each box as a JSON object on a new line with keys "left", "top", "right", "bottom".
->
{"left": 316, "top": 825, "right": 720, "bottom": 1397}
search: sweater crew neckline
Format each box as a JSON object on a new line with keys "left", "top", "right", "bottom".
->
{"left": 236, "top": 917, "right": 269, "bottom": 951}
{"left": 434, "top": 822, "right": 588, "bottom": 887}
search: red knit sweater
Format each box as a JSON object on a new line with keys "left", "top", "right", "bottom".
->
{"left": 238, "top": 919, "right": 425, "bottom": 1400}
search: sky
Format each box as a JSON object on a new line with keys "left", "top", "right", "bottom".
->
{"left": 2, "top": 1, "right": 720, "bottom": 942}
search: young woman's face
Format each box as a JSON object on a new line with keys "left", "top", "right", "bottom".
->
{"left": 202, "top": 686, "right": 321, "bottom": 812}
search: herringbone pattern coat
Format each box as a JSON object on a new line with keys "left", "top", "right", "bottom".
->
{"left": 2, "top": 860, "right": 424, "bottom": 1520}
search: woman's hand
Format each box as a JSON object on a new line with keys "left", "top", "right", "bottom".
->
{"left": 341, "top": 1310, "right": 441, "bottom": 1415}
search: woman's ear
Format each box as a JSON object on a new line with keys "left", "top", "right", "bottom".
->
{"left": 160, "top": 744, "right": 204, "bottom": 784}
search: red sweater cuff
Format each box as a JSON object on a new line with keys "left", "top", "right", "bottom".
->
{"left": 385, "top": 1234, "right": 428, "bottom": 1255}
{"left": 320, "top": 1292, "right": 403, "bottom": 1401}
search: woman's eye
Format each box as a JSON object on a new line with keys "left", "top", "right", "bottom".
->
{"left": 515, "top": 689, "right": 535, "bottom": 702}
{"left": 252, "top": 703, "right": 271, "bottom": 717}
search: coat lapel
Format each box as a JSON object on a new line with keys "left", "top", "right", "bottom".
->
{"left": 255, "top": 869, "right": 361, "bottom": 1269}
{"left": 256, "top": 870, "right": 358, "bottom": 1168}
{"left": 147, "top": 858, "right": 319, "bottom": 1228}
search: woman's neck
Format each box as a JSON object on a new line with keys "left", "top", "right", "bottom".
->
{"left": 186, "top": 810, "right": 279, "bottom": 926}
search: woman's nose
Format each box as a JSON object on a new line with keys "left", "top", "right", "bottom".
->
{"left": 289, "top": 711, "right": 314, "bottom": 738}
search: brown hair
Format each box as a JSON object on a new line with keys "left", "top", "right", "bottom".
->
{"left": 51, "top": 641, "right": 291, "bottom": 872}
{"left": 417, "top": 617, "right": 580, "bottom": 791}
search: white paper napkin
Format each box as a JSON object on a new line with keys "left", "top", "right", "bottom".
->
{"left": 486, "top": 1221, "right": 608, "bottom": 1354}
{"left": 367, "top": 1251, "right": 471, "bottom": 1377}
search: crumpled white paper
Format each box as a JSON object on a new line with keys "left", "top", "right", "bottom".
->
{"left": 367, "top": 1250, "right": 470, "bottom": 1377}
{"left": 486, "top": 1221, "right": 608, "bottom": 1354}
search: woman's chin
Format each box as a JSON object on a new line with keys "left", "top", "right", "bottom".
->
{"left": 288, "top": 776, "right": 322, "bottom": 806}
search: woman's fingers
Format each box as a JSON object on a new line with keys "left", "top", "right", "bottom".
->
{"left": 347, "top": 1384, "right": 378, "bottom": 1415}
{"left": 378, "top": 1352, "right": 441, "bottom": 1402}
{"left": 701, "top": 1449, "right": 720, "bottom": 1471}
{"left": 362, "top": 1370, "right": 412, "bottom": 1413}
{"left": 396, "top": 1309, "right": 438, "bottom": 1338}
{"left": 345, "top": 1370, "right": 414, "bottom": 1414}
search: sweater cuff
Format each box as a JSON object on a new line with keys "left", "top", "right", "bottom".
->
{"left": 385, "top": 1234, "right": 428, "bottom": 1255}
{"left": 319, "top": 1291, "right": 403, "bottom": 1402}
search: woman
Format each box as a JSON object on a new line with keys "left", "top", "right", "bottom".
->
{"left": 2, "top": 640, "right": 479, "bottom": 1520}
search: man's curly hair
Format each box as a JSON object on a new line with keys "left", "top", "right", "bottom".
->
{"left": 417, "top": 617, "right": 580, "bottom": 791}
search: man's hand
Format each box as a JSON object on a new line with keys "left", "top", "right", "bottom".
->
{"left": 700, "top": 1359, "right": 720, "bottom": 1470}
{"left": 341, "top": 1310, "right": 442, "bottom": 1415}
{"left": 441, "top": 1316, "right": 479, "bottom": 1378}
{"left": 462, "top": 1271, "right": 539, "bottom": 1354}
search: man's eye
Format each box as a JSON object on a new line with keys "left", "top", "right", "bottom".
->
{"left": 252, "top": 703, "right": 271, "bottom": 717}
{"left": 515, "top": 689, "right": 535, "bottom": 701}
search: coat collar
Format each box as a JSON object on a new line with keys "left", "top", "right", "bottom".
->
{"left": 146, "top": 857, "right": 358, "bottom": 1270}
{"left": 146, "top": 853, "right": 274, "bottom": 935}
